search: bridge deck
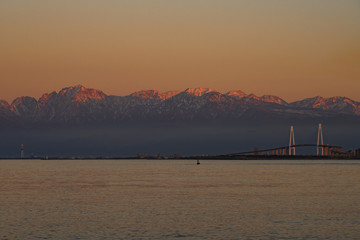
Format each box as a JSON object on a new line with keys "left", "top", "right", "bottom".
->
{"left": 226, "top": 144, "right": 343, "bottom": 156}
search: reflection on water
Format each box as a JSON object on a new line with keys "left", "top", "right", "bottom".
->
{"left": 0, "top": 160, "right": 359, "bottom": 239}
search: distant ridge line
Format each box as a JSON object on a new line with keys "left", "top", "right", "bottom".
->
{"left": 0, "top": 85, "right": 359, "bottom": 125}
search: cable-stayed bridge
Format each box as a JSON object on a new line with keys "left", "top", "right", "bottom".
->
{"left": 220, "top": 123, "right": 358, "bottom": 158}
{"left": 226, "top": 144, "right": 344, "bottom": 157}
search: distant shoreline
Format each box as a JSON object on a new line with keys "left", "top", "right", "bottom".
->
{"left": 1, "top": 156, "right": 359, "bottom": 160}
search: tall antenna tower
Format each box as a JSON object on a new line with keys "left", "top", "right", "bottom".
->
{"left": 20, "top": 144, "right": 24, "bottom": 159}
{"left": 317, "top": 123, "right": 324, "bottom": 156}
{"left": 289, "top": 125, "right": 296, "bottom": 155}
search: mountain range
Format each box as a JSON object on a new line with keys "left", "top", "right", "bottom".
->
{"left": 1, "top": 84, "right": 360, "bottom": 157}
{"left": 1, "top": 85, "right": 359, "bottom": 125}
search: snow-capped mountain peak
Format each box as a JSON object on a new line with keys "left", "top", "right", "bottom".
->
{"left": 225, "top": 90, "right": 247, "bottom": 98}
{"left": 184, "top": 88, "right": 215, "bottom": 96}
{"left": 58, "top": 85, "right": 106, "bottom": 102}
{"left": 261, "top": 95, "right": 288, "bottom": 105}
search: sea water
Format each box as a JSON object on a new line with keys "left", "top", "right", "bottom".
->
{"left": 0, "top": 160, "right": 359, "bottom": 239}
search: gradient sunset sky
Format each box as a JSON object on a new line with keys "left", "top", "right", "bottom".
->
{"left": 1, "top": 0, "right": 359, "bottom": 102}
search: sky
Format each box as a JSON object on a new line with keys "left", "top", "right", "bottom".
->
{"left": 0, "top": 0, "right": 359, "bottom": 102}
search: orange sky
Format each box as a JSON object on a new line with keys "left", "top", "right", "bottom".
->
{"left": 0, "top": 0, "right": 359, "bottom": 102}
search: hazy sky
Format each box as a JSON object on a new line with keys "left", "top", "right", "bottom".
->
{"left": 1, "top": 0, "right": 359, "bottom": 102}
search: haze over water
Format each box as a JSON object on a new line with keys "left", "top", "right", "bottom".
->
{"left": 1, "top": 160, "right": 359, "bottom": 239}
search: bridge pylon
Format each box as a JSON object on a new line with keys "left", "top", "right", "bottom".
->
{"left": 289, "top": 125, "right": 295, "bottom": 155}
{"left": 20, "top": 144, "right": 24, "bottom": 159}
{"left": 317, "top": 123, "right": 324, "bottom": 156}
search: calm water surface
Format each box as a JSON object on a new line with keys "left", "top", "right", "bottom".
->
{"left": 0, "top": 160, "right": 359, "bottom": 239}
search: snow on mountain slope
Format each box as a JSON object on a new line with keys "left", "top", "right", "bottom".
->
{"left": 290, "top": 96, "right": 360, "bottom": 115}
{"left": 184, "top": 88, "right": 215, "bottom": 96}
{"left": 1, "top": 85, "right": 359, "bottom": 124}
